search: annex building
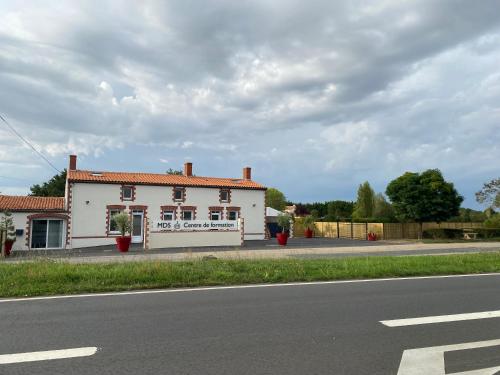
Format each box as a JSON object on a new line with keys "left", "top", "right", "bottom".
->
{"left": 0, "top": 155, "right": 267, "bottom": 251}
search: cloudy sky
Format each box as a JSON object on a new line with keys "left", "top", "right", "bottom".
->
{"left": 1, "top": 0, "right": 499, "bottom": 208}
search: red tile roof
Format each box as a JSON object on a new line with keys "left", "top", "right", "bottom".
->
{"left": 68, "top": 170, "right": 267, "bottom": 190}
{"left": 0, "top": 195, "right": 65, "bottom": 212}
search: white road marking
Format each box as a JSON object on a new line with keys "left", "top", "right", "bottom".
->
{"left": 382, "top": 310, "right": 500, "bottom": 327}
{"left": 397, "top": 339, "right": 500, "bottom": 375}
{"left": 0, "top": 272, "right": 499, "bottom": 304}
{"left": 0, "top": 347, "right": 98, "bottom": 365}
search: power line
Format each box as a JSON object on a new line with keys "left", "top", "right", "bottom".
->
{"left": 0, "top": 114, "right": 61, "bottom": 174}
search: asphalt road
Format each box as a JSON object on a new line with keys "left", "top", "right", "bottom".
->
{"left": 1, "top": 274, "right": 500, "bottom": 374}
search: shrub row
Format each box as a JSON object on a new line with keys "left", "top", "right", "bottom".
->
{"left": 423, "top": 229, "right": 463, "bottom": 239}
{"left": 423, "top": 228, "right": 500, "bottom": 239}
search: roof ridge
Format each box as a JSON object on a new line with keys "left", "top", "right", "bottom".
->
{"left": 72, "top": 169, "right": 247, "bottom": 181}
{"left": 68, "top": 169, "right": 266, "bottom": 189}
{"left": 0, "top": 194, "right": 63, "bottom": 199}
{"left": 0, "top": 195, "right": 65, "bottom": 211}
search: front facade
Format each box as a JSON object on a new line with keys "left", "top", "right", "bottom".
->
{"left": 1, "top": 155, "right": 267, "bottom": 251}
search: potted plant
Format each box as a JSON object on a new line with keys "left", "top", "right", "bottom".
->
{"left": 367, "top": 232, "right": 377, "bottom": 241}
{"left": 302, "top": 215, "right": 316, "bottom": 238}
{"left": 0, "top": 211, "right": 16, "bottom": 257}
{"left": 112, "top": 212, "right": 132, "bottom": 252}
{"left": 276, "top": 213, "right": 292, "bottom": 246}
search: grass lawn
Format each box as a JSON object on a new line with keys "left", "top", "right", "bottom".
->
{"left": 1, "top": 252, "right": 500, "bottom": 298}
{"left": 421, "top": 238, "right": 500, "bottom": 243}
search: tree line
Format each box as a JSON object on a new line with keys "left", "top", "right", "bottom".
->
{"left": 266, "top": 170, "right": 500, "bottom": 228}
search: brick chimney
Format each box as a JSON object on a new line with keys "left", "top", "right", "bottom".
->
{"left": 184, "top": 162, "right": 193, "bottom": 177}
{"left": 243, "top": 167, "right": 251, "bottom": 180}
{"left": 69, "top": 155, "right": 77, "bottom": 171}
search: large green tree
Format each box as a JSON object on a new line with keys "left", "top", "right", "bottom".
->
{"left": 30, "top": 169, "right": 66, "bottom": 197}
{"left": 476, "top": 178, "right": 500, "bottom": 209}
{"left": 373, "top": 193, "right": 396, "bottom": 222}
{"left": 386, "top": 169, "right": 463, "bottom": 237}
{"left": 265, "top": 188, "right": 287, "bottom": 211}
{"left": 352, "top": 181, "right": 376, "bottom": 220}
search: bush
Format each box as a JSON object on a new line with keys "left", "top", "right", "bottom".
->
{"left": 476, "top": 228, "right": 500, "bottom": 238}
{"left": 423, "top": 229, "right": 463, "bottom": 239}
{"left": 111, "top": 212, "right": 131, "bottom": 236}
{"left": 302, "top": 215, "right": 316, "bottom": 230}
{"left": 277, "top": 213, "right": 293, "bottom": 233}
{"left": 484, "top": 214, "right": 500, "bottom": 228}
{"left": 424, "top": 227, "right": 500, "bottom": 240}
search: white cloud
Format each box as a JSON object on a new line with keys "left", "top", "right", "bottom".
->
{"left": 0, "top": 0, "right": 499, "bottom": 207}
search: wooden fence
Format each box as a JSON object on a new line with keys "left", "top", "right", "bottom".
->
{"left": 293, "top": 220, "right": 484, "bottom": 240}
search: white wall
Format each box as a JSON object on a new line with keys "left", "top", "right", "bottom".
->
{"left": 70, "top": 182, "right": 266, "bottom": 248}
{"left": 149, "top": 229, "right": 241, "bottom": 249}
{"left": 10, "top": 212, "right": 29, "bottom": 250}
{"left": 9, "top": 212, "right": 68, "bottom": 251}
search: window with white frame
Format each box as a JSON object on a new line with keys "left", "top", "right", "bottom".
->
{"left": 122, "top": 186, "right": 134, "bottom": 201}
{"left": 210, "top": 210, "right": 221, "bottom": 221}
{"left": 173, "top": 187, "right": 185, "bottom": 201}
{"left": 227, "top": 210, "right": 239, "bottom": 221}
{"left": 108, "top": 209, "right": 123, "bottom": 233}
{"left": 31, "top": 219, "right": 64, "bottom": 249}
{"left": 181, "top": 210, "right": 193, "bottom": 220}
{"left": 162, "top": 210, "right": 175, "bottom": 220}
{"left": 219, "top": 189, "right": 230, "bottom": 203}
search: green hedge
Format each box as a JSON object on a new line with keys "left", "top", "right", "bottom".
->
{"left": 423, "top": 229, "right": 463, "bottom": 239}
{"left": 476, "top": 228, "right": 500, "bottom": 238}
{"left": 423, "top": 228, "right": 500, "bottom": 239}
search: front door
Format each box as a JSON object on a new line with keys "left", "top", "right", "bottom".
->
{"left": 131, "top": 211, "right": 144, "bottom": 243}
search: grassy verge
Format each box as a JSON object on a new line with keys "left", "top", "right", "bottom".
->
{"left": 421, "top": 238, "right": 500, "bottom": 243}
{"left": 1, "top": 252, "right": 500, "bottom": 298}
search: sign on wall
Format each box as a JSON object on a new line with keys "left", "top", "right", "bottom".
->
{"left": 153, "top": 220, "right": 240, "bottom": 231}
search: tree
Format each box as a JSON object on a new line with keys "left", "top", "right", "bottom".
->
{"left": 484, "top": 214, "right": 500, "bottom": 228}
{"left": 476, "top": 178, "right": 500, "bottom": 209}
{"left": 326, "top": 200, "right": 354, "bottom": 221}
{"left": 266, "top": 188, "right": 287, "bottom": 211}
{"left": 352, "top": 181, "right": 376, "bottom": 220}
{"left": 310, "top": 209, "right": 319, "bottom": 219}
{"left": 294, "top": 203, "right": 310, "bottom": 216}
{"left": 484, "top": 207, "right": 496, "bottom": 218}
{"left": 386, "top": 169, "right": 463, "bottom": 237}
{"left": 373, "top": 193, "right": 396, "bottom": 222}
{"left": 30, "top": 169, "right": 66, "bottom": 197}
{"left": 449, "top": 208, "right": 487, "bottom": 223}
{"left": 166, "top": 168, "right": 183, "bottom": 175}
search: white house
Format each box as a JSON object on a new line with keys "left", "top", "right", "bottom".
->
{"left": 0, "top": 155, "right": 267, "bottom": 251}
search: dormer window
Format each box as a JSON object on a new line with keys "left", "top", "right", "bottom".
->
{"left": 121, "top": 185, "right": 135, "bottom": 201}
{"left": 173, "top": 187, "right": 186, "bottom": 202}
{"left": 219, "top": 189, "right": 231, "bottom": 203}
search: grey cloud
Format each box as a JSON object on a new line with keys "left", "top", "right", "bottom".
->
{"left": 0, "top": 0, "right": 499, "bottom": 205}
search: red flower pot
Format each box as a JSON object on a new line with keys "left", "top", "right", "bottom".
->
{"left": 304, "top": 228, "right": 313, "bottom": 238}
{"left": 115, "top": 236, "right": 131, "bottom": 252}
{"left": 4, "top": 240, "right": 14, "bottom": 256}
{"left": 276, "top": 232, "right": 288, "bottom": 246}
{"left": 367, "top": 233, "right": 377, "bottom": 241}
